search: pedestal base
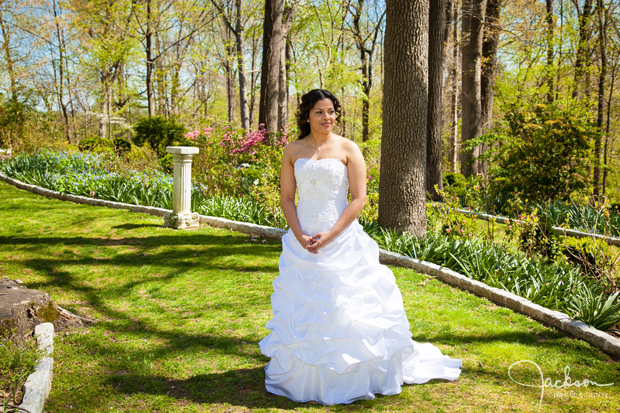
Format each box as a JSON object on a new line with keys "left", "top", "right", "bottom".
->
{"left": 163, "top": 211, "right": 200, "bottom": 230}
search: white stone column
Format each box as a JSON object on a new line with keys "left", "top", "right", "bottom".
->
{"left": 164, "top": 146, "right": 200, "bottom": 229}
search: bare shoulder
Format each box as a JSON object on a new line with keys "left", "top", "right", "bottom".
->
{"left": 282, "top": 139, "right": 305, "bottom": 165}
{"left": 334, "top": 135, "right": 363, "bottom": 163}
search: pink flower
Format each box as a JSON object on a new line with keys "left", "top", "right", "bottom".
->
{"left": 184, "top": 130, "right": 201, "bottom": 140}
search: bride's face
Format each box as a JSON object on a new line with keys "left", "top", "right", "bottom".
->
{"left": 307, "top": 98, "right": 336, "bottom": 135}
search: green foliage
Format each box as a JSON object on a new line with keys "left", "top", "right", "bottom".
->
{"left": 506, "top": 209, "right": 562, "bottom": 261}
{"left": 475, "top": 102, "right": 596, "bottom": 205}
{"left": 132, "top": 116, "right": 188, "bottom": 158}
{"left": 359, "top": 161, "right": 380, "bottom": 224}
{"left": 0, "top": 98, "right": 30, "bottom": 148}
{"left": 561, "top": 236, "right": 619, "bottom": 294}
{"left": 196, "top": 194, "right": 287, "bottom": 228}
{"left": 443, "top": 172, "right": 466, "bottom": 188}
{"left": 78, "top": 136, "right": 114, "bottom": 153}
{"left": 112, "top": 137, "right": 131, "bottom": 156}
{"left": 189, "top": 125, "right": 287, "bottom": 223}
{"left": 428, "top": 190, "right": 478, "bottom": 239}
{"left": 367, "top": 223, "right": 598, "bottom": 323}
{"left": 441, "top": 173, "right": 512, "bottom": 215}
{"left": 1, "top": 333, "right": 41, "bottom": 410}
{"left": 568, "top": 290, "right": 620, "bottom": 331}
{"left": 540, "top": 199, "right": 620, "bottom": 237}
{"left": 0, "top": 151, "right": 173, "bottom": 209}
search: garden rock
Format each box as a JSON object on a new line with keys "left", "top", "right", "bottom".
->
{"left": 0, "top": 278, "right": 92, "bottom": 340}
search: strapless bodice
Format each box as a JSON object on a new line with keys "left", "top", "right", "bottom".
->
{"left": 294, "top": 158, "right": 349, "bottom": 233}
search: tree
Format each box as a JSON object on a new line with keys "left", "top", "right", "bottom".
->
{"left": 278, "top": 3, "right": 298, "bottom": 131}
{"left": 480, "top": 0, "right": 501, "bottom": 177}
{"left": 379, "top": 0, "right": 428, "bottom": 236}
{"left": 0, "top": 0, "right": 32, "bottom": 146}
{"left": 212, "top": 0, "right": 250, "bottom": 131}
{"left": 348, "top": 0, "right": 385, "bottom": 142}
{"left": 573, "top": 0, "right": 595, "bottom": 100}
{"left": 71, "top": 0, "right": 135, "bottom": 138}
{"left": 460, "top": 0, "right": 487, "bottom": 177}
{"left": 259, "top": 0, "right": 283, "bottom": 133}
{"left": 258, "top": 0, "right": 298, "bottom": 133}
{"left": 426, "top": 0, "right": 450, "bottom": 200}
{"left": 132, "top": 0, "right": 211, "bottom": 118}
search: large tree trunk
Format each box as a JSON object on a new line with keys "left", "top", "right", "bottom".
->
{"left": 259, "top": 0, "right": 284, "bottom": 133}
{"left": 426, "top": 0, "right": 450, "bottom": 200}
{"left": 379, "top": 0, "right": 428, "bottom": 236}
{"left": 460, "top": 0, "right": 487, "bottom": 178}
{"left": 480, "top": 0, "right": 501, "bottom": 178}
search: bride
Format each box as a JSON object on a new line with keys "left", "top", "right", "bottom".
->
{"left": 259, "top": 89, "right": 462, "bottom": 405}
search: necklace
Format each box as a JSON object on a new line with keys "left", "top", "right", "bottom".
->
{"left": 309, "top": 137, "right": 328, "bottom": 152}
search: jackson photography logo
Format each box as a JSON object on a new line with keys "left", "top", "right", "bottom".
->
{"left": 508, "top": 360, "right": 614, "bottom": 407}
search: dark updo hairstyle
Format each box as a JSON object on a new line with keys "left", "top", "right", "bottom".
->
{"left": 295, "top": 89, "right": 342, "bottom": 139}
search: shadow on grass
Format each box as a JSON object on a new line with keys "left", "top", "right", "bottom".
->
{"left": 105, "top": 367, "right": 328, "bottom": 410}
{"left": 0, "top": 233, "right": 280, "bottom": 248}
{"left": 2, "top": 229, "right": 280, "bottom": 354}
{"left": 113, "top": 223, "right": 164, "bottom": 230}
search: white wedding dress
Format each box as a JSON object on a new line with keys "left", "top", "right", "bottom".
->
{"left": 259, "top": 158, "right": 462, "bottom": 405}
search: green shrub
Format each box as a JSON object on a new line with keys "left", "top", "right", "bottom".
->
{"left": 133, "top": 116, "right": 188, "bottom": 158}
{"left": 473, "top": 102, "right": 595, "bottom": 205}
{"left": 0, "top": 97, "right": 33, "bottom": 150}
{"left": 112, "top": 138, "right": 131, "bottom": 156}
{"left": 78, "top": 136, "right": 113, "bottom": 153}
{"left": 159, "top": 153, "right": 173, "bottom": 173}
{"left": 443, "top": 172, "right": 466, "bottom": 188}
{"left": 561, "top": 236, "right": 619, "bottom": 293}
{"left": 568, "top": 290, "right": 620, "bottom": 331}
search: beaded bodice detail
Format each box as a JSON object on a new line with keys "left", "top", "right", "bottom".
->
{"left": 294, "top": 158, "right": 349, "bottom": 231}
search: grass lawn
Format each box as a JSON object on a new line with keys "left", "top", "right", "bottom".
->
{"left": 1, "top": 180, "right": 619, "bottom": 412}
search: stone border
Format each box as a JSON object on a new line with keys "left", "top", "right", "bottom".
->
{"left": 18, "top": 323, "right": 54, "bottom": 413}
{"left": 2, "top": 172, "right": 620, "bottom": 359}
{"left": 378, "top": 251, "right": 620, "bottom": 358}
